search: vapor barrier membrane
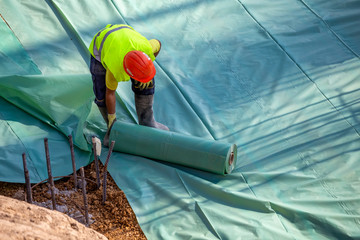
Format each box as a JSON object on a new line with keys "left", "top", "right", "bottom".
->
{"left": 1, "top": 0, "right": 360, "bottom": 239}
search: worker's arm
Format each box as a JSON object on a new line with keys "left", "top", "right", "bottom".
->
{"left": 105, "top": 69, "right": 117, "bottom": 127}
{"left": 149, "top": 39, "right": 161, "bottom": 58}
{"left": 106, "top": 87, "right": 116, "bottom": 114}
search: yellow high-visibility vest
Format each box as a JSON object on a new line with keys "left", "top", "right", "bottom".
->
{"left": 89, "top": 24, "right": 155, "bottom": 83}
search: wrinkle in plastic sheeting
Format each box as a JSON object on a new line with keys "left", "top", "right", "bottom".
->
{"left": 0, "top": 0, "right": 360, "bottom": 239}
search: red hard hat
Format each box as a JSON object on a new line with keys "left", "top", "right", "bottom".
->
{"left": 123, "top": 51, "right": 156, "bottom": 83}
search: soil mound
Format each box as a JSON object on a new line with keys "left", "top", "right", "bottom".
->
{"left": 0, "top": 195, "right": 107, "bottom": 240}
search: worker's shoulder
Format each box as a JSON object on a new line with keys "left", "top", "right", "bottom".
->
{"left": 108, "top": 24, "right": 135, "bottom": 31}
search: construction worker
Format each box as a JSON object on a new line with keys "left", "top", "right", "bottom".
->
{"left": 89, "top": 24, "right": 169, "bottom": 145}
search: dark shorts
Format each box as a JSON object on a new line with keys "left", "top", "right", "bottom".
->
{"left": 130, "top": 78, "right": 155, "bottom": 95}
{"left": 90, "top": 56, "right": 106, "bottom": 107}
{"left": 89, "top": 55, "right": 155, "bottom": 107}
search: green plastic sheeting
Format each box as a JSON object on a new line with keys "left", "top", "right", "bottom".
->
{"left": 110, "top": 121, "right": 237, "bottom": 175}
{"left": 0, "top": 1, "right": 93, "bottom": 183}
{"left": 1, "top": 0, "right": 360, "bottom": 239}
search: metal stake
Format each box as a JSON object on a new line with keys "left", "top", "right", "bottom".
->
{"left": 68, "top": 135, "right": 78, "bottom": 190}
{"left": 92, "top": 136, "right": 101, "bottom": 189}
{"left": 44, "top": 138, "right": 56, "bottom": 211}
{"left": 80, "top": 167, "right": 89, "bottom": 226}
{"left": 102, "top": 140, "right": 115, "bottom": 205}
{"left": 22, "top": 153, "right": 32, "bottom": 204}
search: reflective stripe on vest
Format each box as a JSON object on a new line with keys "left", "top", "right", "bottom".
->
{"left": 93, "top": 25, "right": 132, "bottom": 62}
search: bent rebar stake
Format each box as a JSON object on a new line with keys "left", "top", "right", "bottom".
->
{"left": 102, "top": 140, "right": 115, "bottom": 205}
{"left": 44, "top": 138, "right": 57, "bottom": 211}
{"left": 22, "top": 153, "right": 32, "bottom": 204}
{"left": 68, "top": 135, "right": 78, "bottom": 190}
{"left": 80, "top": 167, "right": 89, "bottom": 226}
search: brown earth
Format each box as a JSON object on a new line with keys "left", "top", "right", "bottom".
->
{"left": 0, "top": 162, "right": 146, "bottom": 240}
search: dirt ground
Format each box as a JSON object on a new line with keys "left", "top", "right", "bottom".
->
{"left": 0, "top": 161, "right": 146, "bottom": 240}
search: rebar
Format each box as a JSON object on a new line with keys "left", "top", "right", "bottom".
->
{"left": 102, "top": 140, "right": 115, "bottom": 205}
{"left": 92, "top": 136, "right": 101, "bottom": 189}
{"left": 44, "top": 138, "right": 57, "bottom": 211}
{"left": 22, "top": 153, "right": 32, "bottom": 204}
{"left": 68, "top": 135, "right": 78, "bottom": 190}
{"left": 80, "top": 167, "right": 89, "bottom": 226}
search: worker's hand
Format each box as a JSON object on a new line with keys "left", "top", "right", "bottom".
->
{"left": 138, "top": 80, "right": 153, "bottom": 91}
{"left": 108, "top": 113, "right": 116, "bottom": 128}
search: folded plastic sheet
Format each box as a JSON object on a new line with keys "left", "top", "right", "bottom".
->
{"left": 0, "top": 97, "right": 92, "bottom": 182}
{"left": 1, "top": 0, "right": 360, "bottom": 239}
{"left": 0, "top": 0, "right": 94, "bottom": 182}
{"left": 109, "top": 121, "right": 237, "bottom": 175}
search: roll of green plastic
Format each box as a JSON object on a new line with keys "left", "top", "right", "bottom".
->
{"left": 109, "top": 121, "right": 237, "bottom": 175}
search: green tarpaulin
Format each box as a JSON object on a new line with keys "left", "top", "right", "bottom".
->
{"left": 1, "top": 0, "right": 360, "bottom": 239}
